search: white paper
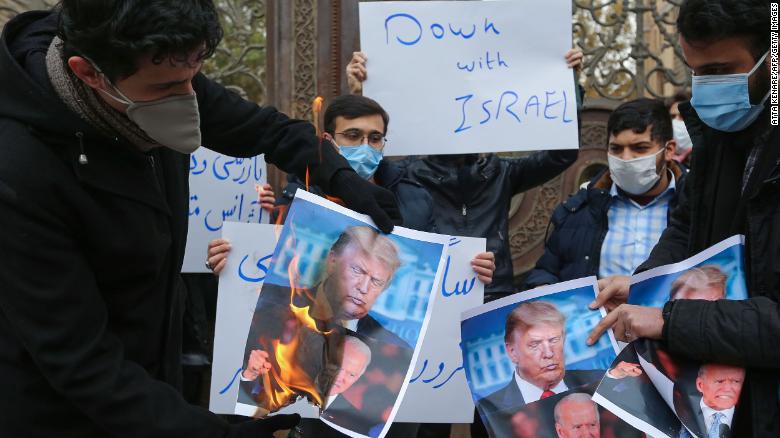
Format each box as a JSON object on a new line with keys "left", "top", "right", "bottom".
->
{"left": 208, "top": 222, "right": 279, "bottom": 414}
{"left": 359, "top": 0, "right": 579, "bottom": 156}
{"left": 183, "top": 148, "right": 268, "bottom": 273}
{"left": 395, "top": 236, "right": 486, "bottom": 423}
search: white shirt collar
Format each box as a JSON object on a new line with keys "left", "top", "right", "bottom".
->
{"left": 513, "top": 370, "right": 568, "bottom": 403}
{"left": 344, "top": 319, "right": 358, "bottom": 331}
{"left": 700, "top": 398, "right": 735, "bottom": 435}
{"left": 325, "top": 394, "right": 339, "bottom": 410}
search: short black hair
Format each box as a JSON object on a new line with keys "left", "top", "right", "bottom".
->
{"left": 607, "top": 98, "right": 673, "bottom": 145}
{"left": 677, "top": 0, "right": 769, "bottom": 61}
{"left": 58, "top": 0, "right": 223, "bottom": 81}
{"left": 324, "top": 95, "right": 390, "bottom": 136}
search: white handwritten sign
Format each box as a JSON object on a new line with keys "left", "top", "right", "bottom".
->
{"left": 209, "top": 222, "right": 278, "bottom": 414}
{"left": 395, "top": 236, "right": 485, "bottom": 423}
{"left": 182, "top": 148, "right": 268, "bottom": 273}
{"left": 360, "top": 0, "right": 578, "bottom": 156}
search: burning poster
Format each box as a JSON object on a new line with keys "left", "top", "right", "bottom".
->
{"left": 461, "top": 277, "right": 641, "bottom": 437}
{"left": 593, "top": 235, "right": 747, "bottom": 438}
{"left": 235, "top": 190, "right": 448, "bottom": 438}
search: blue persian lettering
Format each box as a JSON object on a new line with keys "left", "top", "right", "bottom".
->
{"left": 441, "top": 256, "right": 477, "bottom": 297}
{"left": 189, "top": 195, "right": 200, "bottom": 216}
{"left": 218, "top": 367, "right": 243, "bottom": 395}
{"left": 409, "top": 358, "right": 465, "bottom": 389}
{"left": 238, "top": 253, "right": 273, "bottom": 283}
{"left": 200, "top": 194, "right": 263, "bottom": 232}
{"left": 385, "top": 14, "right": 501, "bottom": 46}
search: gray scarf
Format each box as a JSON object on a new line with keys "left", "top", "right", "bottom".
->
{"left": 46, "top": 37, "right": 158, "bottom": 151}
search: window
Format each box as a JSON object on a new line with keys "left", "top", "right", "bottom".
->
{"left": 475, "top": 368, "right": 485, "bottom": 385}
{"left": 486, "top": 348, "right": 493, "bottom": 359}
{"left": 473, "top": 351, "right": 480, "bottom": 363}
{"left": 499, "top": 345, "right": 505, "bottom": 354}
{"left": 488, "top": 364, "right": 498, "bottom": 380}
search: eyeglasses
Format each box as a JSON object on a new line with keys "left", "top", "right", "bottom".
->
{"left": 334, "top": 129, "right": 387, "bottom": 148}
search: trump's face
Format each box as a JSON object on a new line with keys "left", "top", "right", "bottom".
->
{"left": 508, "top": 323, "right": 565, "bottom": 390}
{"left": 696, "top": 364, "right": 745, "bottom": 411}
{"left": 328, "top": 341, "right": 370, "bottom": 396}
{"left": 555, "top": 402, "right": 600, "bottom": 438}
{"left": 326, "top": 244, "right": 392, "bottom": 320}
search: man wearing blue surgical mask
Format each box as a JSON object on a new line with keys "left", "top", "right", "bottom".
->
{"left": 587, "top": 2, "right": 780, "bottom": 436}
{"left": 525, "top": 99, "right": 686, "bottom": 296}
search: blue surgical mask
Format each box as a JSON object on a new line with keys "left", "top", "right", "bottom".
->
{"left": 691, "top": 51, "right": 770, "bottom": 132}
{"left": 338, "top": 144, "right": 383, "bottom": 179}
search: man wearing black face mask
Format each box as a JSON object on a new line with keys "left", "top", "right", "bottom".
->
{"left": 0, "top": 1, "right": 401, "bottom": 437}
{"left": 587, "top": 2, "right": 780, "bottom": 436}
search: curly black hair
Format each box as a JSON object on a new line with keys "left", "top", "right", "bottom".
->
{"left": 57, "top": 0, "right": 223, "bottom": 81}
{"left": 677, "top": 0, "right": 769, "bottom": 61}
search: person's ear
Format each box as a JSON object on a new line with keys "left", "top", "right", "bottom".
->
{"left": 326, "top": 251, "right": 337, "bottom": 275}
{"left": 67, "top": 56, "right": 104, "bottom": 90}
{"left": 664, "top": 139, "right": 676, "bottom": 162}
{"left": 695, "top": 377, "right": 704, "bottom": 394}
{"left": 505, "top": 340, "right": 519, "bottom": 364}
{"left": 323, "top": 133, "right": 340, "bottom": 151}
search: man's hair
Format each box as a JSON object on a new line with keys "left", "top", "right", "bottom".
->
{"left": 677, "top": 0, "right": 770, "bottom": 62}
{"left": 607, "top": 98, "right": 673, "bottom": 146}
{"left": 329, "top": 226, "right": 401, "bottom": 285}
{"left": 554, "top": 392, "right": 599, "bottom": 424}
{"left": 670, "top": 265, "right": 727, "bottom": 300}
{"left": 58, "top": 0, "right": 223, "bottom": 81}
{"left": 324, "top": 95, "right": 390, "bottom": 136}
{"left": 504, "top": 301, "right": 565, "bottom": 345}
{"left": 343, "top": 335, "right": 372, "bottom": 373}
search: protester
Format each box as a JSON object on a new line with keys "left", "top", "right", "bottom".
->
{"left": 210, "top": 94, "right": 498, "bottom": 284}
{"left": 0, "top": 1, "right": 402, "bottom": 436}
{"left": 668, "top": 90, "right": 694, "bottom": 164}
{"left": 588, "top": 1, "right": 779, "bottom": 436}
{"left": 524, "top": 99, "right": 684, "bottom": 299}
{"left": 346, "top": 49, "right": 583, "bottom": 299}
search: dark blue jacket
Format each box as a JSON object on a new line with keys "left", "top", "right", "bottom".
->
{"left": 524, "top": 161, "right": 686, "bottom": 289}
{"left": 277, "top": 159, "right": 435, "bottom": 232}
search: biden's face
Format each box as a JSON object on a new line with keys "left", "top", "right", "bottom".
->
{"left": 555, "top": 402, "right": 600, "bottom": 438}
{"left": 508, "top": 323, "right": 565, "bottom": 389}
{"left": 696, "top": 364, "right": 745, "bottom": 411}
{"left": 326, "top": 244, "right": 392, "bottom": 320}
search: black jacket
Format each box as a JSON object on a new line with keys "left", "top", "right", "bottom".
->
{"left": 402, "top": 152, "right": 577, "bottom": 295}
{"left": 524, "top": 162, "right": 686, "bottom": 289}
{"left": 637, "top": 103, "right": 780, "bottom": 437}
{"left": 277, "top": 159, "right": 435, "bottom": 233}
{"left": 0, "top": 11, "right": 351, "bottom": 438}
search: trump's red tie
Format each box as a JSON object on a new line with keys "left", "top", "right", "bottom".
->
{"left": 540, "top": 389, "right": 556, "bottom": 400}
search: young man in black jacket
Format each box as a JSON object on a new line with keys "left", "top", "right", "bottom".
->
{"left": 588, "top": 1, "right": 780, "bottom": 436}
{"left": 525, "top": 99, "right": 685, "bottom": 296}
{"left": 0, "top": 2, "right": 401, "bottom": 437}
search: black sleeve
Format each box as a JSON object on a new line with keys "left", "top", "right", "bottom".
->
{"left": 194, "top": 73, "right": 349, "bottom": 192}
{"left": 505, "top": 149, "right": 578, "bottom": 195}
{"left": 523, "top": 209, "right": 565, "bottom": 289}
{"left": 664, "top": 297, "right": 780, "bottom": 367}
{"left": 0, "top": 180, "right": 235, "bottom": 437}
{"left": 635, "top": 170, "right": 692, "bottom": 272}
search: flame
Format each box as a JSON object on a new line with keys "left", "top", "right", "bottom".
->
{"left": 325, "top": 195, "right": 345, "bottom": 207}
{"left": 312, "top": 96, "right": 324, "bottom": 137}
{"left": 305, "top": 166, "right": 310, "bottom": 192}
{"left": 257, "top": 230, "right": 333, "bottom": 411}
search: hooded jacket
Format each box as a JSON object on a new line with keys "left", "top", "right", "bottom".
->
{"left": 0, "top": 10, "right": 349, "bottom": 437}
{"left": 524, "top": 161, "right": 686, "bottom": 289}
{"left": 637, "top": 103, "right": 780, "bottom": 437}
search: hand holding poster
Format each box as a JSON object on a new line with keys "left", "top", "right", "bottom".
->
{"left": 183, "top": 148, "right": 268, "bottom": 272}
{"left": 359, "top": 0, "right": 579, "bottom": 156}
{"left": 593, "top": 236, "right": 748, "bottom": 438}
{"left": 460, "top": 278, "right": 641, "bottom": 437}
{"left": 235, "top": 191, "right": 448, "bottom": 438}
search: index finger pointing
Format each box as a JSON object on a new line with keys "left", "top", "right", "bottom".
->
{"left": 587, "top": 310, "right": 619, "bottom": 345}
